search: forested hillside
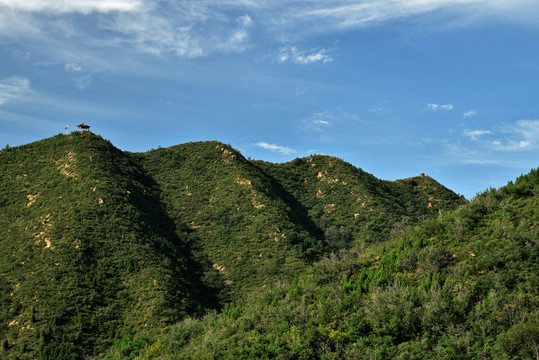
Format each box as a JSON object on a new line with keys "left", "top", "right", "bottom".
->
{"left": 255, "top": 156, "right": 466, "bottom": 245}
{"left": 120, "top": 169, "right": 538, "bottom": 359}
{"left": 133, "top": 142, "right": 318, "bottom": 301}
{"left": 0, "top": 133, "right": 218, "bottom": 359}
{"left": 2, "top": 133, "right": 533, "bottom": 360}
{"left": 134, "top": 143, "right": 465, "bottom": 301}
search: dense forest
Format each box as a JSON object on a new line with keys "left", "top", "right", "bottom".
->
{"left": 0, "top": 133, "right": 536, "bottom": 359}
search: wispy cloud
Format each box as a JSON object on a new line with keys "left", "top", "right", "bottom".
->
{"left": 237, "top": 14, "right": 253, "bottom": 27}
{"left": 463, "top": 110, "right": 477, "bottom": 118}
{"left": 223, "top": 15, "right": 254, "bottom": 52}
{"left": 445, "top": 143, "right": 502, "bottom": 165}
{"left": 311, "top": 112, "right": 334, "bottom": 127}
{"left": 1, "top": 0, "right": 537, "bottom": 66}
{"left": 65, "top": 63, "right": 82, "bottom": 72}
{"left": 369, "top": 106, "right": 385, "bottom": 112}
{"left": 288, "top": 0, "right": 539, "bottom": 33}
{"left": 441, "top": 119, "right": 539, "bottom": 166}
{"left": 461, "top": 120, "right": 539, "bottom": 150}
{"left": 492, "top": 119, "right": 539, "bottom": 151}
{"left": 426, "top": 103, "right": 453, "bottom": 111}
{"left": 74, "top": 75, "right": 93, "bottom": 91}
{"left": 299, "top": 109, "right": 361, "bottom": 143}
{"left": 511, "top": 119, "right": 539, "bottom": 139}
{"left": 256, "top": 141, "right": 296, "bottom": 154}
{"left": 464, "top": 129, "right": 491, "bottom": 140}
{"left": 0, "top": 1, "right": 254, "bottom": 60}
{"left": 301, "top": 111, "right": 335, "bottom": 137}
{"left": 440, "top": 104, "right": 454, "bottom": 111}
{"left": 0, "top": 0, "right": 142, "bottom": 14}
{"left": 277, "top": 46, "right": 334, "bottom": 65}
{"left": 0, "top": 77, "right": 31, "bottom": 106}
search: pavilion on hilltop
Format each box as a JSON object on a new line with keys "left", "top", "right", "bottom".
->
{"left": 77, "top": 123, "right": 91, "bottom": 132}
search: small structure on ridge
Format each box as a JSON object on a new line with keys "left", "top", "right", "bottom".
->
{"left": 77, "top": 123, "right": 91, "bottom": 132}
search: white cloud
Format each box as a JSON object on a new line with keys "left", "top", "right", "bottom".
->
{"left": 1, "top": 0, "right": 537, "bottom": 65}
{"left": 222, "top": 14, "right": 254, "bottom": 51}
{"left": 444, "top": 118, "right": 539, "bottom": 167}
{"left": 0, "top": 0, "right": 142, "bottom": 14}
{"left": 440, "top": 104, "right": 454, "bottom": 111}
{"left": 459, "top": 120, "right": 539, "bottom": 151}
{"left": 426, "top": 103, "right": 453, "bottom": 111}
{"left": 278, "top": 46, "right": 334, "bottom": 65}
{"left": 464, "top": 129, "right": 491, "bottom": 140}
{"left": 313, "top": 119, "right": 330, "bottom": 126}
{"left": 517, "top": 140, "right": 531, "bottom": 148}
{"left": 291, "top": 0, "right": 539, "bottom": 33}
{"left": 0, "top": 77, "right": 31, "bottom": 106}
{"left": 514, "top": 119, "right": 539, "bottom": 140}
{"left": 493, "top": 119, "right": 539, "bottom": 151}
{"left": 256, "top": 141, "right": 296, "bottom": 154}
{"left": 304, "top": 111, "right": 334, "bottom": 133}
{"left": 65, "top": 63, "right": 82, "bottom": 72}
{"left": 237, "top": 14, "right": 252, "bottom": 27}
{"left": 463, "top": 110, "right": 477, "bottom": 118}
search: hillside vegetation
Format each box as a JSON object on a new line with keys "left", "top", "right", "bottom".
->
{"left": 120, "top": 169, "right": 538, "bottom": 359}
{"left": 255, "top": 156, "right": 465, "bottom": 245}
{"left": 2, "top": 133, "right": 530, "bottom": 360}
{"left": 0, "top": 133, "right": 218, "bottom": 359}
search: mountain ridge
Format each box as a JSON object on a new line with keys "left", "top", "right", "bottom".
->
{"left": 0, "top": 133, "right": 473, "bottom": 358}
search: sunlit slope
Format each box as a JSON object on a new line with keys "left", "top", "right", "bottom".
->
{"left": 135, "top": 142, "right": 321, "bottom": 299}
{"left": 255, "top": 155, "right": 467, "bottom": 246}
{"left": 0, "top": 133, "right": 213, "bottom": 359}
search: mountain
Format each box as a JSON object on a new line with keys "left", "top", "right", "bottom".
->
{"left": 0, "top": 134, "right": 218, "bottom": 359}
{"left": 135, "top": 144, "right": 465, "bottom": 299}
{"left": 255, "top": 156, "right": 466, "bottom": 245}
{"left": 120, "top": 170, "right": 538, "bottom": 360}
{"left": 0, "top": 133, "right": 469, "bottom": 359}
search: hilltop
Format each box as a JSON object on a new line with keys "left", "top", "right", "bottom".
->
{"left": 0, "top": 133, "right": 474, "bottom": 359}
{"left": 0, "top": 133, "right": 218, "bottom": 358}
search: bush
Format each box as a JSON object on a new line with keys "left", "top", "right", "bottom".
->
{"left": 497, "top": 322, "right": 539, "bottom": 359}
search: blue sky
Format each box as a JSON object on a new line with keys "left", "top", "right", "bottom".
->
{"left": 1, "top": 0, "right": 538, "bottom": 198}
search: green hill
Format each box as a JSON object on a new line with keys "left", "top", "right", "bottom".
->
{"left": 0, "top": 133, "right": 218, "bottom": 359}
{"left": 132, "top": 142, "right": 319, "bottom": 300}
{"left": 0, "top": 133, "right": 472, "bottom": 359}
{"left": 255, "top": 156, "right": 466, "bottom": 245}
{"left": 130, "top": 170, "right": 538, "bottom": 359}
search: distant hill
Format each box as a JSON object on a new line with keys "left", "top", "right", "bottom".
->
{"left": 0, "top": 133, "right": 469, "bottom": 359}
{"left": 255, "top": 156, "right": 466, "bottom": 245}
